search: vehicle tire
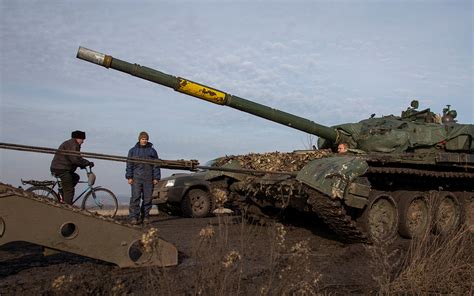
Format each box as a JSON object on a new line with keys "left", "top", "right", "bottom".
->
{"left": 26, "top": 186, "right": 60, "bottom": 202}
{"left": 433, "top": 191, "right": 461, "bottom": 235}
{"left": 359, "top": 191, "right": 399, "bottom": 243}
{"left": 181, "top": 188, "right": 212, "bottom": 218}
{"left": 82, "top": 188, "right": 118, "bottom": 218}
{"left": 396, "top": 191, "right": 431, "bottom": 239}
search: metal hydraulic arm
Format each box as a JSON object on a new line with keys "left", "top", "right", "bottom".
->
{"left": 0, "top": 184, "right": 177, "bottom": 268}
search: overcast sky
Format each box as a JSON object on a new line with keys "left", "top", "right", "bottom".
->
{"left": 1, "top": 0, "right": 472, "bottom": 198}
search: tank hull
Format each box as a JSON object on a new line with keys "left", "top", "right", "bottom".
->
{"left": 215, "top": 151, "right": 473, "bottom": 242}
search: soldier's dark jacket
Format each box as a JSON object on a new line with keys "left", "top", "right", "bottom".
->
{"left": 126, "top": 142, "right": 161, "bottom": 181}
{"left": 50, "top": 138, "right": 91, "bottom": 173}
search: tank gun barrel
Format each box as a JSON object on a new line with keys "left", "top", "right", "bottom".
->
{"left": 77, "top": 46, "right": 340, "bottom": 143}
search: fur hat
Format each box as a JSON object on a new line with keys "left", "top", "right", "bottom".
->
{"left": 138, "top": 131, "right": 149, "bottom": 140}
{"left": 71, "top": 130, "right": 86, "bottom": 139}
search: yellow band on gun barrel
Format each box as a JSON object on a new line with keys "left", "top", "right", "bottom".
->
{"left": 177, "top": 78, "right": 226, "bottom": 105}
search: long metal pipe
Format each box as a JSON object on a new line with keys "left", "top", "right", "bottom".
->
{"left": 76, "top": 46, "right": 340, "bottom": 143}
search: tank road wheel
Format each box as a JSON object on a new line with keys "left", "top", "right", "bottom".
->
{"left": 396, "top": 191, "right": 430, "bottom": 239}
{"left": 26, "top": 186, "right": 60, "bottom": 202}
{"left": 360, "top": 192, "right": 399, "bottom": 243}
{"left": 433, "top": 192, "right": 461, "bottom": 235}
{"left": 181, "top": 188, "right": 212, "bottom": 218}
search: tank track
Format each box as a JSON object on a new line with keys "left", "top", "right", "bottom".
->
{"left": 366, "top": 166, "right": 474, "bottom": 193}
{"left": 305, "top": 187, "right": 368, "bottom": 243}
{"left": 367, "top": 166, "right": 474, "bottom": 179}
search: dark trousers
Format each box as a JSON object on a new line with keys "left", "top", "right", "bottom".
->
{"left": 55, "top": 171, "right": 79, "bottom": 205}
{"left": 129, "top": 179, "right": 153, "bottom": 219}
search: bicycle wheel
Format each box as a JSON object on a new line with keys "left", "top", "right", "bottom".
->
{"left": 81, "top": 188, "right": 118, "bottom": 218}
{"left": 26, "top": 186, "right": 60, "bottom": 202}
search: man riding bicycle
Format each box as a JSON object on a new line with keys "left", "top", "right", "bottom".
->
{"left": 50, "top": 130, "right": 94, "bottom": 205}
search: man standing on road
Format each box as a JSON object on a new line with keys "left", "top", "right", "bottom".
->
{"left": 50, "top": 130, "right": 93, "bottom": 205}
{"left": 126, "top": 131, "right": 161, "bottom": 225}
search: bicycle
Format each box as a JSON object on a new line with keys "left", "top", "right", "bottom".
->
{"left": 21, "top": 166, "right": 118, "bottom": 218}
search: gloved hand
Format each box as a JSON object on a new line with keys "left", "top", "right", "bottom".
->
{"left": 88, "top": 161, "right": 95, "bottom": 168}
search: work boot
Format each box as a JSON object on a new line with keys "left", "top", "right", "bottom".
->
{"left": 129, "top": 218, "right": 140, "bottom": 225}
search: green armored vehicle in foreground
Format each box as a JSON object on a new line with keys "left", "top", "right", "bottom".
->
{"left": 77, "top": 47, "right": 473, "bottom": 242}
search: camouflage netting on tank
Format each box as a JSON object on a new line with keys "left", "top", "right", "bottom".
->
{"left": 213, "top": 150, "right": 333, "bottom": 172}
{"left": 211, "top": 150, "right": 333, "bottom": 212}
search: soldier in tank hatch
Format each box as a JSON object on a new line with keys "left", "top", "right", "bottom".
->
{"left": 337, "top": 143, "right": 349, "bottom": 154}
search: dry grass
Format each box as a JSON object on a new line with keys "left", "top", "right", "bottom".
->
{"left": 140, "top": 214, "right": 324, "bottom": 296}
{"left": 135, "top": 194, "right": 473, "bottom": 295}
{"left": 369, "top": 226, "right": 473, "bottom": 295}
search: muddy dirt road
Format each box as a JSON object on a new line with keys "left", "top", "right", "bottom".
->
{"left": 0, "top": 212, "right": 389, "bottom": 295}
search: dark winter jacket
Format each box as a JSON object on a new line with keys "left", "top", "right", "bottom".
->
{"left": 50, "top": 138, "right": 91, "bottom": 173}
{"left": 126, "top": 142, "right": 161, "bottom": 181}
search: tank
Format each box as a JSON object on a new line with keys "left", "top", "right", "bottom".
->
{"left": 77, "top": 47, "right": 474, "bottom": 242}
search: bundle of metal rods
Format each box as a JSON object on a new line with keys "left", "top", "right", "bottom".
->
{"left": 0, "top": 142, "right": 296, "bottom": 176}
